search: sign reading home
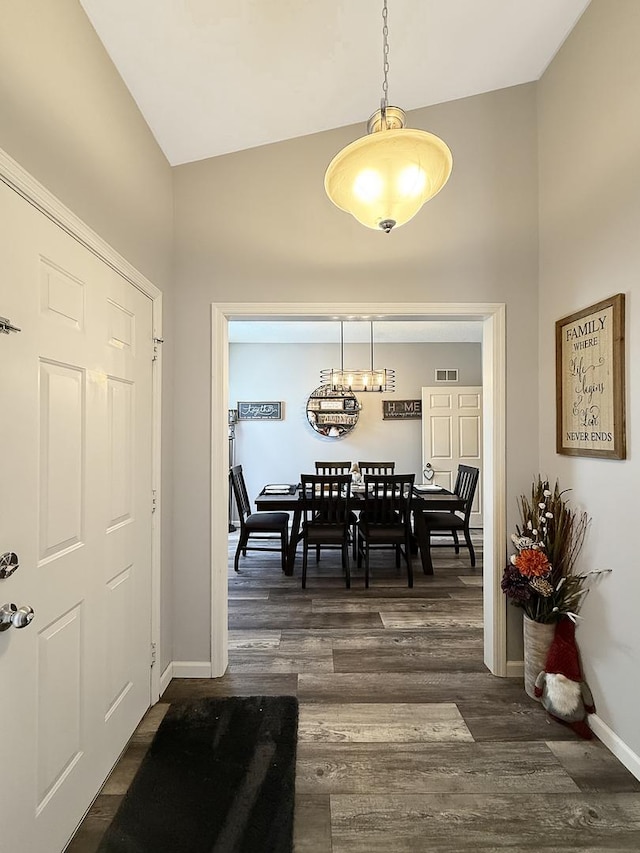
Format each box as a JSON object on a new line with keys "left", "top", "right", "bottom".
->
{"left": 382, "top": 399, "right": 422, "bottom": 420}
{"left": 237, "top": 401, "right": 282, "bottom": 420}
{"left": 555, "top": 294, "right": 626, "bottom": 459}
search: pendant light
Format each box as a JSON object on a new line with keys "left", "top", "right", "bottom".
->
{"left": 321, "top": 321, "right": 395, "bottom": 393}
{"left": 324, "top": 0, "right": 452, "bottom": 233}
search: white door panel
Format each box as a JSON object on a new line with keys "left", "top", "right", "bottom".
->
{"left": 0, "top": 181, "right": 153, "bottom": 852}
{"left": 422, "top": 386, "right": 483, "bottom": 526}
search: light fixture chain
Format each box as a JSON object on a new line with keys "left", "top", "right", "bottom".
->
{"left": 381, "top": 0, "right": 389, "bottom": 109}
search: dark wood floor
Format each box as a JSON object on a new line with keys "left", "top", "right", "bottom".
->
{"left": 69, "top": 532, "right": 640, "bottom": 852}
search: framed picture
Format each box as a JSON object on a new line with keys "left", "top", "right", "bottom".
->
{"left": 319, "top": 399, "right": 344, "bottom": 411}
{"left": 237, "top": 401, "right": 283, "bottom": 421}
{"left": 382, "top": 399, "right": 422, "bottom": 420}
{"left": 555, "top": 293, "right": 626, "bottom": 459}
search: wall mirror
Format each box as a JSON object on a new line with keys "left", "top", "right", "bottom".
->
{"left": 306, "top": 384, "right": 360, "bottom": 438}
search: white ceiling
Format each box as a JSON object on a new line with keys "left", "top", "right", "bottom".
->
{"left": 229, "top": 320, "right": 483, "bottom": 344}
{"left": 79, "top": 0, "right": 590, "bottom": 166}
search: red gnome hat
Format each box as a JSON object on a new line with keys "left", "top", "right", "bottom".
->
{"left": 538, "top": 616, "right": 595, "bottom": 739}
{"left": 544, "top": 617, "right": 582, "bottom": 682}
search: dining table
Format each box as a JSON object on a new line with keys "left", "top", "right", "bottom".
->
{"left": 254, "top": 483, "right": 465, "bottom": 577}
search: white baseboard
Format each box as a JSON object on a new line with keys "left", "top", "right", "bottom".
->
{"left": 589, "top": 714, "right": 640, "bottom": 781}
{"left": 159, "top": 662, "right": 174, "bottom": 697}
{"left": 172, "top": 660, "right": 213, "bottom": 679}
{"left": 506, "top": 660, "right": 524, "bottom": 678}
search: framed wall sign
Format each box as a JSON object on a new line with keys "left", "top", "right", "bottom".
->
{"left": 237, "top": 401, "right": 283, "bottom": 420}
{"left": 319, "top": 399, "right": 344, "bottom": 411}
{"left": 382, "top": 399, "right": 422, "bottom": 420}
{"left": 555, "top": 293, "right": 626, "bottom": 459}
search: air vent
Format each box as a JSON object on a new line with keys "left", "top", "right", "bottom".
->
{"left": 435, "top": 368, "right": 459, "bottom": 382}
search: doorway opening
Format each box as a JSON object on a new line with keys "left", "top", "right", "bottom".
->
{"left": 211, "top": 303, "right": 506, "bottom": 678}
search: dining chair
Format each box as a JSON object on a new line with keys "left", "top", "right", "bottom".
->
{"left": 229, "top": 465, "right": 289, "bottom": 573}
{"left": 314, "top": 461, "right": 351, "bottom": 475}
{"left": 314, "top": 461, "right": 357, "bottom": 559}
{"left": 422, "top": 464, "right": 480, "bottom": 567}
{"left": 358, "top": 462, "right": 396, "bottom": 476}
{"left": 357, "top": 474, "right": 415, "bottom": 588}
{"left": 300, "top": 473, "right": 352, "bottom": 589}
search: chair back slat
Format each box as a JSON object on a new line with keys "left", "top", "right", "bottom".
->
{"left": 229, "top": 465, "right": 252, "bottom": 525}
{"left": 362, "top": 474, "right": 415, "bottom": 525}
{"left": 358, "top": 462, "right": 395, "bottom": 476}
{"left": 453, "top": 465, "right": 480, "bottom": 521}
{"left": 314, "top": 461, "right": 351, "bottom": 475}
{"left": 301, "top": 474, "right": 351, "bottom": 527}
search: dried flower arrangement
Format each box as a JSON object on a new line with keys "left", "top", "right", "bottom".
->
{"left": 501, "top": 476, "right": 606, "bottom": 623}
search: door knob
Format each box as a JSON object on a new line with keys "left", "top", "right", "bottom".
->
{"left": 12, "top": 605, "right": 34, "bottom": 629}
{"left": 423, "top": 463, "right": 435, "bottom": 481}
{"left": 0, "top": 552, "right": 19, "bottom": 580}
{"left": 0, "top": 603, "right": 35, "bottom": 631}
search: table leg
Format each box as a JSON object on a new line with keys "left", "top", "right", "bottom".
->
{"left": 413, "top": 509, "right": 434, "bottom": 575}
{"left": 285, "top": 507, "right": 302, "bottom": 576}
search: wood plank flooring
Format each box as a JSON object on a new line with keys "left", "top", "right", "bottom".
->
{"left": 68, "top": 532, "right": 640, "bottom": 852}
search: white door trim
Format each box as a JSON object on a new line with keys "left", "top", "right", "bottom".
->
{"left": 0, "top": 146, "right": 164, "bottom": 702}
{"left": 211, "top": 302, "right": 507, "bottom": 677}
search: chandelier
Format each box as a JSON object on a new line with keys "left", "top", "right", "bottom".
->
{"left": 321, "top": 321, "right": 395, "bottom": 393}
{"left": 324, "top": 0, "right": 452, "bottom": 233}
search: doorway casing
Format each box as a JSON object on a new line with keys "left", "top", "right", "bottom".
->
{"left": 211, "top": 302, "right": 507, "bottom": 677}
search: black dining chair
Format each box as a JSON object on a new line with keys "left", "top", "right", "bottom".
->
{"left": 314, "top": 461, "right": 352, "bottom": 475}
{"left": 300, "top": 473, "right": 352, "bottom": 589}
{"left": 357, "top": 474, "right": 415, "bottom": 588}
{"left": 314, "top": 461, "right": 357, "bottom": 559}
{"left": 422, "top": 464, "right": 480, "bottom": 567}
{"left": 229, "top": 465, "right": 289, "bottom": 572}
{"left": 358, "top": 461, "right": 396, "bottom": 476}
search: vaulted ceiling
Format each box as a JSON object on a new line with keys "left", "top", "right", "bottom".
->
{"left": 79, "top": 0, "right": 591, "bottom": 165}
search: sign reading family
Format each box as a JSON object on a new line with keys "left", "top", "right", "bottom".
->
{"left": 555, "top": 293, "right": 626, "bottom": 459}
{"left": 237, "top": 401, "right": 283, "bottom": 420}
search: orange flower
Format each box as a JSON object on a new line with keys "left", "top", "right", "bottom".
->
{"left": 514, "top": 548, "right": 550, "bottom": 578}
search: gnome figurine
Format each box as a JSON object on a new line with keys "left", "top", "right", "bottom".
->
{"left": 534, "top": 617, "right": 595, "bottom": 739}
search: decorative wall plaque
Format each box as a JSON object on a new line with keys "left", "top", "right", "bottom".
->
{"left": 382, "top": 399, "right": 422, "bottom": 420}
{"left": 237, "top": 401, "right": 283, "bottom": 420}
{"left": 555, "top": 293, "right": 625, "bottom": 459}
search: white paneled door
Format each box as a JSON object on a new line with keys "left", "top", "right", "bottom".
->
{"left": 0, "top": 181, "right": 154, "bottom": 852}
{"left": 421, "top": 386, "right": 483, "bottom": 527}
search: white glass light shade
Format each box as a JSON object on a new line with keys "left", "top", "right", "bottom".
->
{"left": 325, "top": 127, "right": 452, "bottom": 232}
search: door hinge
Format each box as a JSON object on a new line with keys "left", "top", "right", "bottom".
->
{"left": 0, "top": 316, "right": 21, "bottom": 335}
{"left": 150, "top": 642, "right": 157, "bottom": 667}
{"left": 152, "top": 337, "right": 164, "bottom": 362}
{"left": 152, "top": 489, "right": 158, "bottom": 514}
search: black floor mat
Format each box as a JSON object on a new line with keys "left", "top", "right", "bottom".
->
{"left": 98, "top": 696, "right": 298, "bottom": 853}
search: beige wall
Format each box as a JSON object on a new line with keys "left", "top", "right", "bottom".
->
{"left": 173, "top": 83, "right": 540, "bottom": 661}
{"left": 538, "top": 0, "right": 640, "bottom": 757}
{"left": 0, "top": 0, "right": 175, "bottom": 670}
{"left": 0, "top": 0, "right": 173, "bottom": 289}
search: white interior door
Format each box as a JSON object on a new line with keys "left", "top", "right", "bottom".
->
{"left": 0, "top": 181, "right": 154, "bottom": 852}
{"left": 421, "top": 386, "right": 483, "bottom": 527}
